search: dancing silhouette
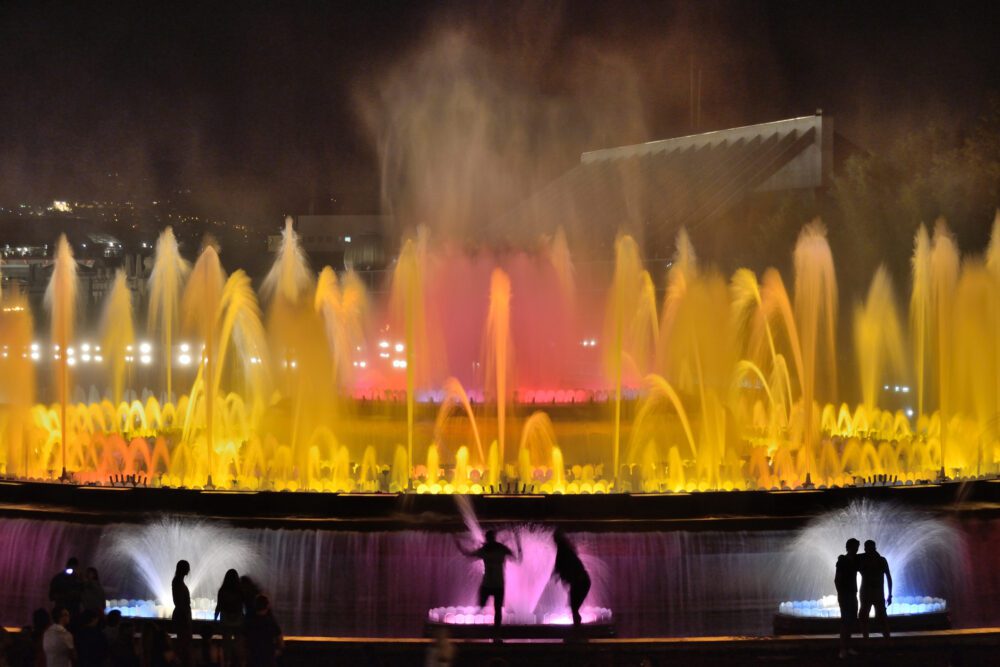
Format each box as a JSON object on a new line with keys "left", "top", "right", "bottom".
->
{"left": 551, "top": 529, "right": 591, "bottom": 626}
{"left": 455, "top": 529, "right": 522, "bottom": 627}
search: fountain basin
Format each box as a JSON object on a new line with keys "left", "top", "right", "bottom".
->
{"left": 106, "top": 597, "right": 216, "bottom": 621}
{"left": 426, "top": 605, "right": 615, "bottom": 639}
{"left": 773, "top": 595, "right": 950, "bottom": 635}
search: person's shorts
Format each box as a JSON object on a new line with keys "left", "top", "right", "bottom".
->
{"left": 478, "top": 585, "right": 504, "bottom": 606}
{"left": 859, "top": 594, "right": 886, "bottom": 619}
{"left": 838, "top": 595, "right": 858, "bottom": 625}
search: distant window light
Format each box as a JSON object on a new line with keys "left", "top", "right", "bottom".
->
{"left": 343, "top": 236, "right": 351, "bottom": 243}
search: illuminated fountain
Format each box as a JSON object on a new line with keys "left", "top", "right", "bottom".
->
{"left": 774, "top": 500, "right": 958, "bottom": 633}
{"left": 102, "top": 517, "right": 255, "bottom": 620}
{"left": 45, "top": 235, "right": 78, "bottom": 480}
{"left": 1, "top": 213, "right": 999, "bottom": 492}
{"left": 427, "top": 498, "right": 613, "bottom": 631}
{"left": 147, "top": 226, "right": 190, "bottom": 403}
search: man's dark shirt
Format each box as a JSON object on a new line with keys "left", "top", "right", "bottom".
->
{"left": 49, "top": 571, "right": 83, "bottom": 610}
{"left": 472, "top": 542, "right": 513, "bottom": 590}
{"left": 858, "top": 552, "right": 889, "bottom": 600}
{"left": 835, "top": 553, "right": 858, "bottom": 596}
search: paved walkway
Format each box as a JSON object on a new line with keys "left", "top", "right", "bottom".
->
{"left": 282, "top": 628, "right": 1000, "bottom": 666}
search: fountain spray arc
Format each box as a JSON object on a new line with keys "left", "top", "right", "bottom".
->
{"left": 148, "top": 227, "right": 190, "bottom": 404}
{"left": 100, "top": 270, "right": 135, "bottom": 410}
{"left": 776, "top": 499, "right": 959, "bottom": 625}
{"left": 3, "top": 213, "right": 1000, "bottom": 491}
{"left": 180, "top": 243, "right": 226, "bottom": 487}
{"left": 44, "top": 235, "right": 77, "bottom": 481}
{"left": 390, "top": 230, "right": 431, "bottom": 487}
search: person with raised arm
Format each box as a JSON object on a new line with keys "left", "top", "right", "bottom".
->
{"left": 454, "top": 529, "right": 522, "bottom": 627}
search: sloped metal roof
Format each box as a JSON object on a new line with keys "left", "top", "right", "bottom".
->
{"left": 505, "top": 115, "right": 831, "bottom": 255}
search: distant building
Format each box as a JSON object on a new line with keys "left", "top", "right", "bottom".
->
{"left": 0, "top": 217, "right": 150, "bottom": 322}
{"left": 507, "top": 113, "right": 841, "bottom": 258}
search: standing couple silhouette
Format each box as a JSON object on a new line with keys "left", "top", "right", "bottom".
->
{"left": 835, "top": 538, "right": 893, "bottom": 658}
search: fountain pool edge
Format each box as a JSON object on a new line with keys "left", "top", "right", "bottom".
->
{"left": 0, "top": 477, "right": 998, "bottom": 528}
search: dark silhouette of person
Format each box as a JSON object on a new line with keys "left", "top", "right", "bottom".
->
{"left": 80, "top": 567, "right": 106, "bottom": 618}
{"left": 29, "top": 608, "right": 51, "bottom": 667}
{"left": 858, "top": 539, "right": 893, "bottom": 639}
{"left": 108, "top": 617, "right": 138, "bottom": 667}
{"left": 239, "top": 575, "right": 261, "bottom": 621}
{"left": 171, "top": 560, "right": 192, "bottom": 667}
{"left": 73, "top": 609, "right": 109, "bottom": 667}
{"left": 244, "top": 595, "right": 283, "bottom": 667}
{"left": 455, "top": 529, "right": 522, "bottom": 627}
{"left": 49, "top": 558, "right": 83, "bottom": 620}
{"left": 551, "top": 529, "right": 591, "bottom": 626}
{"left": 215, "top": 569, "right": 244, "bottom": 667}
{"left": 835, "top": 538, "right": 860, "bottom": 658}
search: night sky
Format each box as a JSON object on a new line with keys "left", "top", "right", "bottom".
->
{"left": 1, "top": 0, "right": 997, "bottom": 227}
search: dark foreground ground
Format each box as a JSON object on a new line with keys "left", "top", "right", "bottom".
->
{"left": 280, "top": 630, "right": 1000, "bottom": 666}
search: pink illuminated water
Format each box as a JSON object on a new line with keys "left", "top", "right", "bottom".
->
{"left": 449, "top": 496, "right": 607, "bottom": 625}
{"left": 0, "top": 516, "right": 996, "bottom": 637}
